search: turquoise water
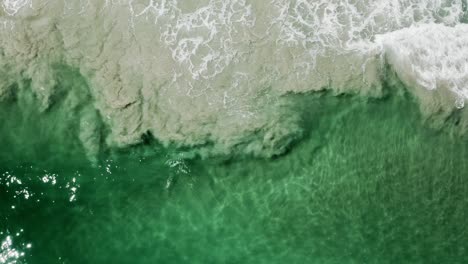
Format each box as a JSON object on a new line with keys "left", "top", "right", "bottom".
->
{"left": 2, "top": 82, "right": 468, "bottom": 263}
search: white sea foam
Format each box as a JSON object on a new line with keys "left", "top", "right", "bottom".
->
{"left": 1, "top": 0, "right": 31, "bottom": 16}
{"left": 0, "top": 0, "right": 467, "bottom": 157}
{"left": 377, "top": 23, "right": 468, "bottom": 109}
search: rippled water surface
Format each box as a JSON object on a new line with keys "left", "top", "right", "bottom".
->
{"left": 1, "top": 1, "right": 468, "bottom": 263}
{"left": 2, "top": 87, "right": 468, "bottom": 264}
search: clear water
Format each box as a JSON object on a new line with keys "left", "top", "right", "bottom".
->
{"left": 2, "top": 80, "right": 468, "bottom": 263}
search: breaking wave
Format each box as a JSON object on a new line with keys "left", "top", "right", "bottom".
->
{"left": 0, "top": 0, "right": 467, "bottom": 159}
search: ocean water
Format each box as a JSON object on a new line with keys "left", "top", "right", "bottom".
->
{"left": 2, "top": 1, "right": 468, "bottom": 264}
{"left": 2, "top": 79, "right": 468, "bottom": 263}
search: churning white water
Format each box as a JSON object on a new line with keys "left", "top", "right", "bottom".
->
{"left": 0, "top": 0, "right": 467, "bottom": 158}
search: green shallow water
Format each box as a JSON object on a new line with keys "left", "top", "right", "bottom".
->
{"left": 2, "top": 86, "right": 468, "bottom": 263}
